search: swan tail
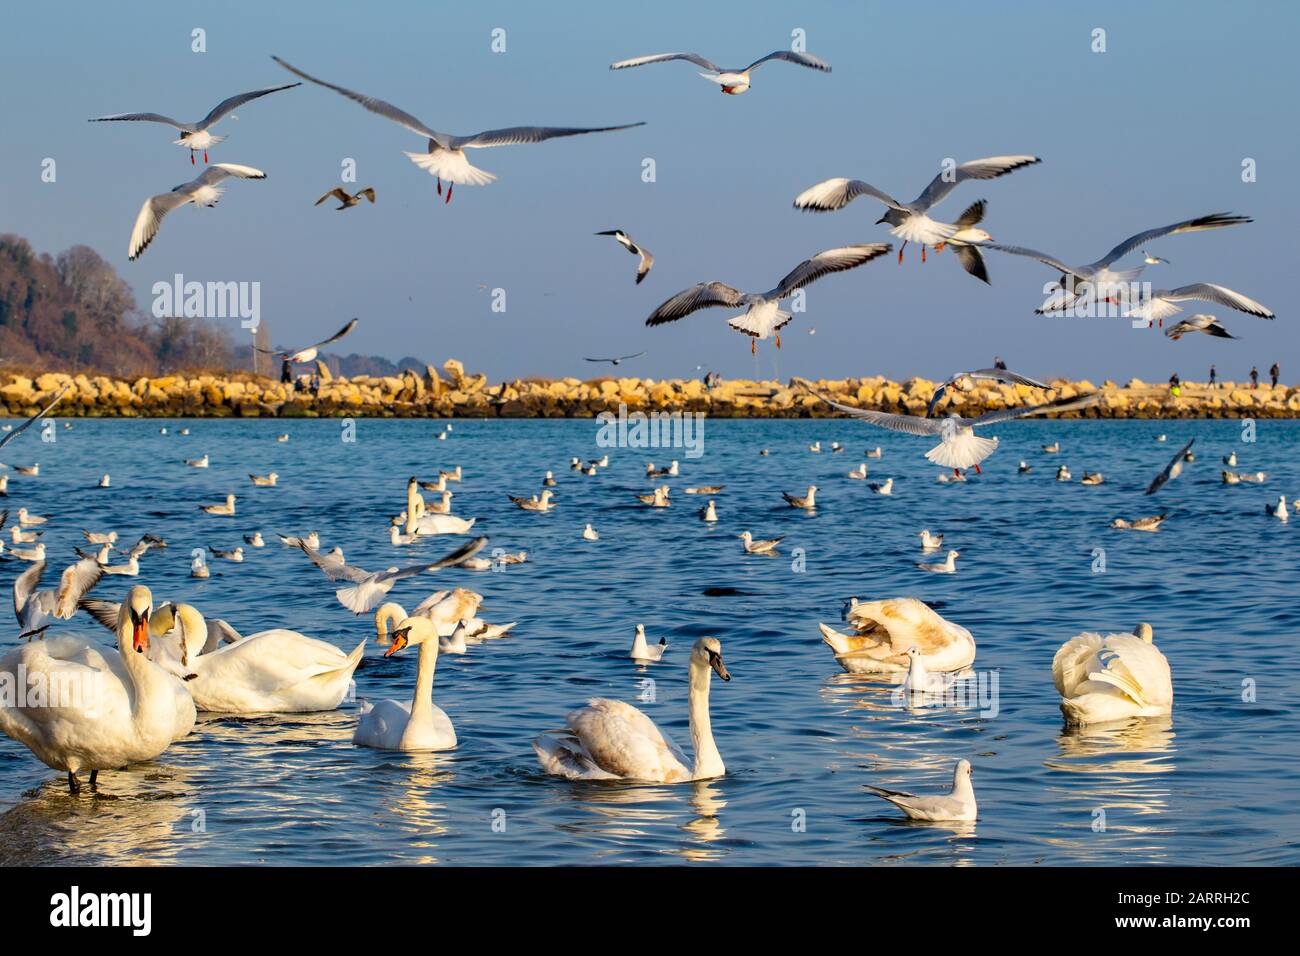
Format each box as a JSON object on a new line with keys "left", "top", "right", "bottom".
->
{"left": 925, "top": 433, "right": 999, "bottom": 470}
{"left": 818, "top": 622, "right": 855, "bottom": 654}
{"left": 533, "top": 734, "right": 618, "bottom": 780}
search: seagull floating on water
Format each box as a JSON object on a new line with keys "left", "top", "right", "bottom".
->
{"left": 865, "top": 760, "right": 977, "bottom": 822}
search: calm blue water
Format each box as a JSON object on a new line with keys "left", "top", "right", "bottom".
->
{"left": 0, "top": 416, "right": 1297, "bottom": 866}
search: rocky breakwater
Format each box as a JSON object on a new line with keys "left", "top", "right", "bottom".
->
{"left": 1, "top": 363, "right": 1297, "bottom": 419}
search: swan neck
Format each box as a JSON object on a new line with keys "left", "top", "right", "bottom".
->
{"left": 409, "top": 638, "right": 440, "bottom": 725}
{"left": 117, "top": 613, "right": 172, "bottom": 723}
{"left": 688, "top": 660, "right": 724, "bottom": 780}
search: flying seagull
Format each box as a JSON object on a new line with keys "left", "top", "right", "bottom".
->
{"left": 595, "top": 230, "right": 654, "bottom": 284}
{"left": 1124, "top": 282, "right": 1273, "bottom": 327}
{"left": 0, "top": 385, "right": 69, "bottom": 453}
{"left": 805, "top": 382, "right": 1102, "bottom": 476}
{"left": 645, "top": 244, "right": 891, "bottom": 354}
{"left": 927, "top": 367, "right": 1050, "bottom": 417}
{"left": 793, "top": 155, "right": 1041, "bottom": 264}
{"left": 273, "top": 56, "right": 644, "bottom": 203}
{"left": 89, "top": 82, "right": 301, "bottom": 164}
{"left": 128, "top": 163, "right": 267, "bottom": 260}
{"left": 254, "top": 318, "right": 358, "bottom": 363}
{"left": 1145, "top": 438, "right": 1195, "bottom": 495}
{"left": 983, "top": 213, "right": 1252, "bottom": 313}
{"left": 584, "top": 352, "right": 645, "bottom": 366}
{"left": 13, "top": 557, "right": 104, "bottom": 640}
{"left": 609, "top": 49, "right": 830, "bottom": 94}
{"left": 315, "top": 186, "right": 376, "bottom": 210}
{"left": 1142, "top": 250, "right": 1170, "bottom": 265}
{"left": 1164, "top": 314, "right": 1238, "bottom": 341}
{"left": 294, "top": 536, "right": 488, "bottom": 613}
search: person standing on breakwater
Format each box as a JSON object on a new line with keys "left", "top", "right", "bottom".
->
{"left": 1250, "top": 366, "right": 1259, "bottom": 389}
{"left": 1270, "top": 362, "right": 1280, "bottom": 388}
{"left": 1169, "top": 372, "right": 1181, "bottom": 398}
{"left": 1209, "top": 364, "right": 1217, "bottom": 388}
{"left": 281, "top": 359, "right": 293, "bottom": 384}
{"left": 994, "top": 356, "right": 1008, "bottom": 370}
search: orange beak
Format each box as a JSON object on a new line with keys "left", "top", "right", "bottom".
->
{"left": 132, "top": 614, "right": 149, "bottom": 654}
{"left": 384, "top": 630, "right": 409, "bottom": 658}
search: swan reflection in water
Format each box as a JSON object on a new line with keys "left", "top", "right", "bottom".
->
{"left": 0, "top": 761, "right": 198, "bottom": 865}
{"left": 1043, "top": 715, "right": 1177, "bottom": 860}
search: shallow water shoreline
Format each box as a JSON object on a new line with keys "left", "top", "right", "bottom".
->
{"left": 3, "top": 364, "right": 1297, "bottom": 419}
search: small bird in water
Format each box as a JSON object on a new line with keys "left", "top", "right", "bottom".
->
{"left": 782, "top": 485, "right": 817, "bottom": 509}
{"left": 917, "top": 549, "right": 959, "bottom": 574}
{"left": 314, "top": 186, "right": 376, "bottom": 210}
{"left": 582, "top": 523, "right": 599, "bottom": 540}
{"left": 1111, "top": 514, "right": 1168, "bottom": 532}
{"left": 739, "top": 531, "right": 782, "bottom": 554}
{"left": 865, "top": 760, "right": 977, "bottom": 822}
{"left": 699, "top": 500, "right": 718, "bottom": 523}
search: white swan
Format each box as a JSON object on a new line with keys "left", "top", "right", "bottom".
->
{"left": 354, "top": 616, "right": 456, "bottom": 752}
{"left": 86, "top": 601, "right": 365, "bottom": 714}
{"left": 818, "top": 597, "right": 975, "bottom": 675}
{"left": 534, "top": 637, "right": 730, "bottom": 782}
{"left": 1052, "top": 623, "right": 1173, "bottom": 725}
{"left": 0, "top": 585, "right": 195, "bottom": 793}
{"left": 630, "top": 623, "right": 668, "bottom": 662}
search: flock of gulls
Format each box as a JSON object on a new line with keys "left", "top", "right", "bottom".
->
{"left": 0, "top": 39, "right": 1282, "bottom": 827}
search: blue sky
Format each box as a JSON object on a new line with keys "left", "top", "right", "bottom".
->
{"left": 1, "top": 0, "right": 1295, "bottom": 382}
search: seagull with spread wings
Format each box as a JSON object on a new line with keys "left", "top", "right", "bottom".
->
{"left": 315, "top": 186, "right": 375, "bottom": 210}
{"left": 89, "top": 82, "right": 300, "bottom": 164}
{"left": 926, "top": 368, "right": 1051, "bottom": 417}
{"left": 294, "top": 536, "right": 487, "bottom": 614}
{"left": 983, "top": 213, "right": 1252, "bottom": 313}
{"left": 793, "top": 156, "right": 1041, "bottom": 266}
{"left": 0, "top": 385, "right": 69, "bottom": 453}
{"left": 128, "top": 163, "right": 267, "bottom": 260}
{"left": 595, "top": 230, "right": 654, "bottom": 284}
{"left": 1145, "top": 439, "right": 1195, "bottom": 495}
{"left": 645, "top": 244, "right": 891, "bottom": 354}
{"left": 273, "top": 56, "right": 644, "bottom": 203}
{"left": 583, "top": 352, "right": 645, "bottom": 366}
{"left": 806, "top": 383, "right": 1102, "bottom": 476}
{"left": 1124, "top": 282, "right": 1273, "bottom": 328}
{"left": 254, "top": 318, "right": 358, "bottom": 364}
{"left": 1164, "top": 314, "right": 1238, "bottom": 341}
{"left": 609, "top": 48, "right": 830, "bottom": 94}
{"left": 13, "top": 557, "right": 104, "bottom": 640}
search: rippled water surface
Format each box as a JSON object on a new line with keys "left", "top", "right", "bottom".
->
{"left": 0, "top": 416, "right": 1297, "bottom": 866}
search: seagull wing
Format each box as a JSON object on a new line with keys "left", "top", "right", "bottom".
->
{"left": 910, "top": 155, "right": 1040, "bottom": 211}
{"left": 982, "top": 242, "right": 1076, "bottom": 276}
{"left": 770, "top": 243, "right": 891, "bottom": 298}
{"left": 1153, "top": 283, "right": 1274, "bottom": 319}
{"left": 450, "top": 122, "right": 644, "bottom": 150}
{"left": 1146, "top": 438, "right": 1195, "bottom": 495}
{"left": 315, "top": 187, "right": 351, "bottom": 206}
{"left": 298, "top": 542, "right": 370, "bottom": 583}
{"left": 13, "top": 561, "right": 44, "bottom": 622}
{"left": 962, "top": 391, "right": 1101, "bottom": 428}
{"left": 128, "top": 190, "right": 193, "bottom": 260}
{"left": 377, "top": 536, "right": 489, "bottom": 582}
{"left": 1092, "top": 213, "right": 1252, "bottom": 269}
{"left": 56, "top": 558, "right": 104, "bottom": 619}
{"left": 0, "top": 385, "right": 70, "bottom": 451}
{"left": 195, "top": 82, "right": 301, "bottom": 130}
{"left": 272, "top": 55, "right": 448, "bottom": 143}
{"left": 645, "top": 282, "right": 746, "bottom": 326}
{"left": 801, "top": 385, "right": 944, "bottom": 436}
{"left": 89, "top": 111, "right": 189, "bottom": 130}
{"left": 195, "top": 163, "right": 267, "bottom": 185}
{"left": 793, "top": 178, "right": 906, "bottom": 212}
{"left": 609, "top": 52, "right": 723, "bottom": 72}
{"left": 742, "top": 50, "right": 832, "bottom": 73}
{"left": 306, "top": 317, "right": 359, "bottom": 351}
{"left": 77, "top": 598, "right": 122, "bottom": 633}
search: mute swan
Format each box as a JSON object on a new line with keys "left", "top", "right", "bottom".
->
{"left": 818, "top": 597, "right": 975, "bottom": 675}
{"left": 534, "top": 637, "right": 730, "bottom": 783}
{"left": 0, "top": 585, "right": 195, "bottom": 793}
{"left": 630, "top": 624, "right": 668, "bottom": 662}
{"left": 865, "top": 760, "right": 977, "bottom": 822}
{"left": 1052, "top": 623, "right": 1173, "bottom": 725}
{"left": 354, "top": 616, "right": 457, "bottom": 752}
{"left": 101, "top": 602, "right": 366, "bottom": 714}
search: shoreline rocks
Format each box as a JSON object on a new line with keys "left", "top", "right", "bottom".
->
{"left": 2, "top": 362, "right": 1297, "bottom": 419}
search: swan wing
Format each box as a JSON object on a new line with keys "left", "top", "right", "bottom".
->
{"left": 1091, "top": 635, "right": 1173, "bottom": 708}
{"left": 1052, "top": 633, "right": 1106, "bottom": 697}
{"left": 565, "top": 698, "right": 690, "bottom": 780}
